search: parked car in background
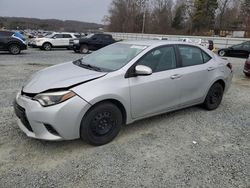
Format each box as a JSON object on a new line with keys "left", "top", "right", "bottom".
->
{"left": 218, "top": 41, "right": 250, "bottom": 58}
{"left": 0, "top": 31, "right": 27, "bottom": 54}
{"left": 73, "top": 33, "right": 116, "bottom": 54}
{"left": 152, "top": 37, "right": 168, "bottom": 40}
{"left": 179, "top": 38, "right": 211, "bottom": 50}
{"left": 13, "top": 31, "right": 26, "bottom": 42}
{"left": 29, "top": 32, "right": 79, "bottom": 50}
{"left": 14, "top": 41, "right": 233, "bottom": 145}
{"left": 244, "top": 55, "right": 250, "bottom": 77}
{"left": 178, "top": 38, "right": 193, "bottom": 43}
{"left": 69, "top": 33, "right": 87, "bottom": 50}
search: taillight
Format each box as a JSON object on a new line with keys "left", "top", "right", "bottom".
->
{"left": 227, "top": 63, "right": 232, "bottom": 70}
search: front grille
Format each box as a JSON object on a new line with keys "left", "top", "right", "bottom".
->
{"left": 13, "top": 100, "right": 33, "bottom": 132}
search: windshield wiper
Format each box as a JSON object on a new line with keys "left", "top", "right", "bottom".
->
{"left": 74, "top": 60, "right": 102, "bottom": 72}
{"left": 81, "top": 63, "right": 102, "bottom": 72}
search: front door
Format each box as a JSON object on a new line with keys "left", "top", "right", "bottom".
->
{"left": 129, "top": 45, "right": 181, "bottom": 119}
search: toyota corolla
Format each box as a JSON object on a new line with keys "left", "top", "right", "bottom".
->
{"left": 14, "top": 41, "right": 233, "bottom": 145}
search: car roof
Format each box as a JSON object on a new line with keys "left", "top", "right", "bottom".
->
{"left": 52, "top": 32, "right": 75, "bottom": 35}
{"left": 0, "top": 31, "right": 14, "bottom": 35}
{"left": 118, "top": 40, "right": 215, "bottom": 58}
{"left": 119, "top": 40, "right": 201, "bottom": 47}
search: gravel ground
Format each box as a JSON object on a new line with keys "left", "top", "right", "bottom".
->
{"left": 0, "top": 48, "right": 249, "bottom": 188}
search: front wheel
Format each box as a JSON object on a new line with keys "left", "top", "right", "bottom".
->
{"left": 42, "top": 43, "right": 52, "bottom": 51}
{"left": 219, "top": 50, "right": 226, "bottom": 57}
{"left": 80, "top": 102, "right": 123, "bottom": 146}
{"left": 80, "top": 44, "right": 89, "bottom": 54}
{"left": 203, "top": 83, "right": 224, "bottom": 110}
{"left": 9, "top": 44, "right": 21, "bottom": 55}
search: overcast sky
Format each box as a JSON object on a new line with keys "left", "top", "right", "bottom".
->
{"left": 0, "top": 0, "right": 113, "bottom": 24}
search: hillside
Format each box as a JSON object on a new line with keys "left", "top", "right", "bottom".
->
{"left": 0, "top": 17, "right": 103, "bottom": 32}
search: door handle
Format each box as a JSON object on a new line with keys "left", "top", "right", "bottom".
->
{"left": 171, "top": 74, "right": 182, "bottom": 79}
{"left": 207, "top": 67, "right": 215, "bottom": 71}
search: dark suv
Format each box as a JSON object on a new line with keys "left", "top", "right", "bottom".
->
{"left": 0, "top": 31, "right": 27, "bottom": 55}
{"left": 73, "top": 34, "right": 116, "bottom": 54}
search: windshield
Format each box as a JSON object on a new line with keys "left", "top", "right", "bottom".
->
{"left": 85, "top": 34, "right": 94, "bottom": 38}
{"left": 78, "top": 43, "right": 148, "bottom": 72}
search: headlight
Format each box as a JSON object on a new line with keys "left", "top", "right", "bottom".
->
{"left": 74, "top": 39, "right": 79, "bottom": 44}
{"left": 36, "top": 39, "right": 43, "bottom": 43}
{"left": 33, "top": 91, "right": 76, "bottom": 107}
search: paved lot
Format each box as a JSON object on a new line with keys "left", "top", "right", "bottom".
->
{"left": 0, "top": 48, "right": 249, "bottom": 188}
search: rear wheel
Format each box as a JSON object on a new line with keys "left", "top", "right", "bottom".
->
{"left": 203, "top": 83, "right": 224, "bottom": 110}
{"left": 9, "top": 44, "right": 21, "bottom": 55}
{"left": 80, "top": 44, "right": 89, "bottom": 54}
{"left": 80, "top": 102, "right": 122, "bottom": 146}
{"left": 42, "top": 43, "right": 52, "bottom": 51}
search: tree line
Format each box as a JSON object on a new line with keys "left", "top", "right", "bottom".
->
{"left": 105, "top": 0, "right": 250, "bottom": 36}
{"left": 0, "top": 17, "right": 103, "bottom": 32}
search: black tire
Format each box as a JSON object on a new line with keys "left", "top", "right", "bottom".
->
{"left": 80, "top": 44, "right": 89, "bottom": 54}
{"left": 203, "top": 83, "right": 224, "bottom": 110}
{"left": 244, "top": 73, "right": 250, "bottom": 77}
{"left": 42, "top": 42, "right": 52, "bottom": 51}
{"left": 9, "top": 44, "right": 21, "bottom": 55}
{"left": 73, "top": 49, "right": 79, "bottom": 53}
{"left": 80, "top": 102, "right": 123, "bottom": 146}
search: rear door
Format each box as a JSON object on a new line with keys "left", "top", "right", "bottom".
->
{"left": 176, "top": 45, "right": 216, "bottom": 106}
{"left": 62, "top": 34, "right": 73, "bottom": 46}
{"left": 102, "top": 35, "right": 113, "bottom": 47}
{"left": 0, "top": 31, "right": 12, "bottom": 50}
{"left": 129, "top": 45, "right": 182, "bottom": 119}
{"left": 95, "top": 34, "right": 105, "bottom": 49}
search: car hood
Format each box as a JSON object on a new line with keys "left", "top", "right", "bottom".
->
{"left": 23, "top": 62, "right": 107, "bottom": 94}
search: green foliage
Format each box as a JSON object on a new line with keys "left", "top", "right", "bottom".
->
{"left": 172, "top": 4, "right": 186, "bottom": 29}
{"left": 193, "top": 0, "right": 218, "bottom": 31}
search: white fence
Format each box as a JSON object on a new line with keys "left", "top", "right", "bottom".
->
{"left": 107, "top": 32, "right": 250, "bottom": 49}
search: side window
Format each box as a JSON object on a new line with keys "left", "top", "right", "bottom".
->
{"left": 137, "top": 46, "right": 177, "bottom": 73}
{"left": 232, "top": 44, "right": 243, "bottom": 50}
{"left": 63, "top": 34, "right": 72, "bottom": 38}
{"left": 178, "top": 45, "right": 204, "bottom": 67}
{"left": 54, "top": 34, "right": 63, "bottom": 39}
{"left": 92, "top": 35, "right": 98, "bottom": 40}
{"left": 74, "top": 34, "right": 81, "bottom": 38}
{"left": 104, "top": 35, "right": 111, "bottom": 40}
{"left": 202, "top": 51, "right": 212, "bottom": 63}
{"left": 243, "top": 42, "right": 250, "bottom": 50}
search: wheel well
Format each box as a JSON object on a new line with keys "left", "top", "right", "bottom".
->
{"left": 91, "top": 99, "right": 127, "bottom": 125}
{"left": 43, "top": 42, "right": 52, "bottom": 47}
{"left": 8, "top": 42, "right": 20, "bottom": 48}
{"left": 214, "top": 79, "right": 225, "bottom": 91}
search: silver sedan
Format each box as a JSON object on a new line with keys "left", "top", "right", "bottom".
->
{"left": 14, "top": 41, "right": 233, "bottom": 145}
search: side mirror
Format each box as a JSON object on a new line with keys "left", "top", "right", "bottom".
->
{"left": 135, "top": 65, "right": 152, "bottom": 76}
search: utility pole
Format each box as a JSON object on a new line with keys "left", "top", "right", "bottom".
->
{"left": 135, "top": 0, "right": 148, "bottom": 33}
